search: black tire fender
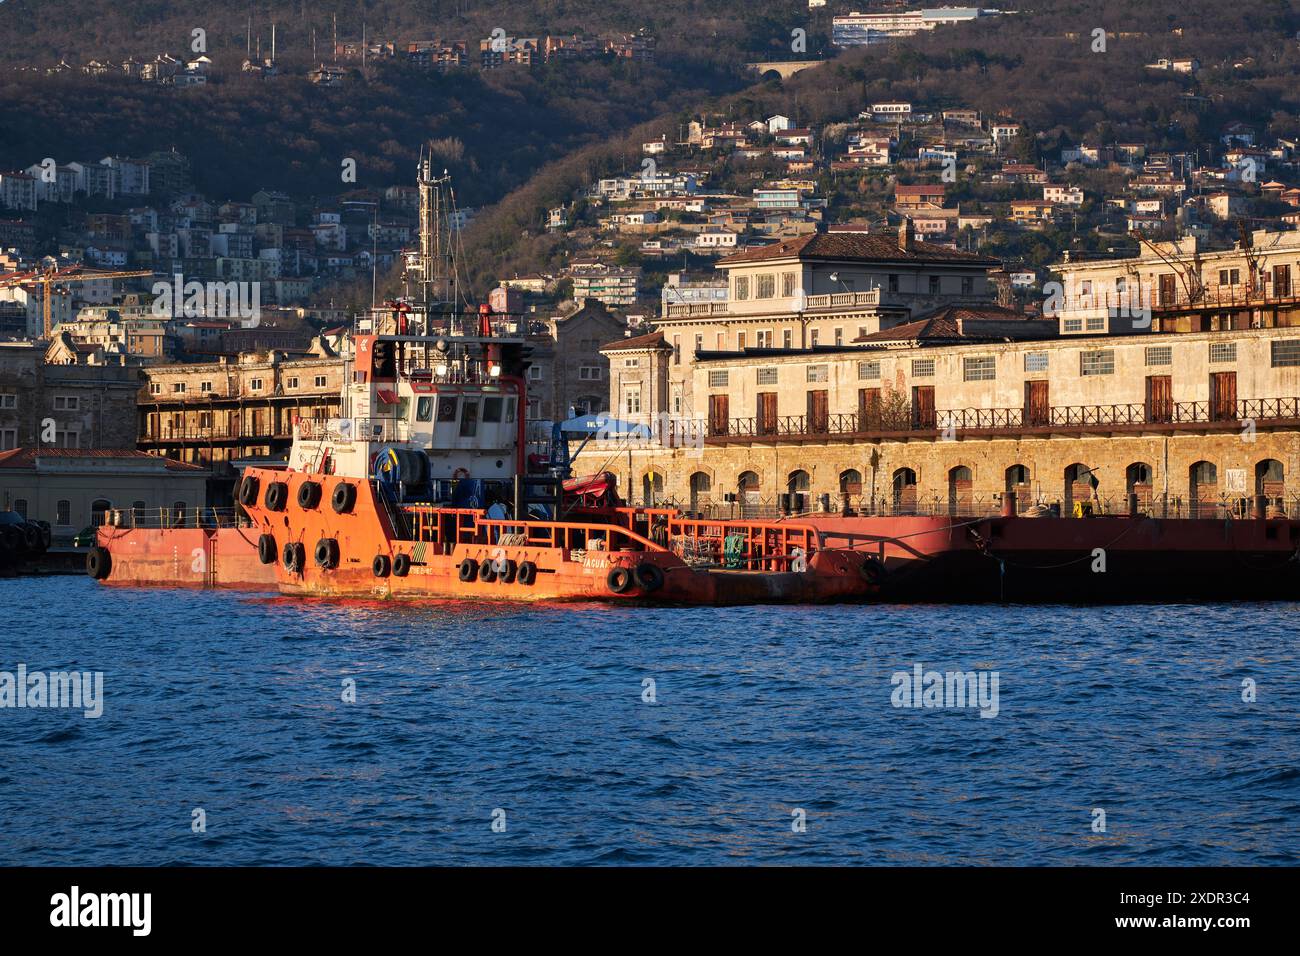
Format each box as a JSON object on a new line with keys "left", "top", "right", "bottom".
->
{"left": 372, "top": 554, "right": 391, "bottom": 578}
{"left": 86, "top": 546, "right": 112, "bottom": 580}
{"left": 331, "top": 482, "right": 357, "bottom": 514}
{"left": 297, "top": 481, "right": 323, "bottom": 509}
{"left": 607, "top": 566, "right": 633, "bottom": 594}
{"left": 517, "top": 561, "right": 537, "bottom": 586}
{"left": 257, "top": 534, "right": 276, "bottom": 565}
{"left": 633, "top": 562, "right": 665, "bottom": 592}
{"left": 393, "top": 553, "right": 411, "bottom": 577}
{"left": 458, "top": 557, "right": 478, "bottom": 582}
{"left": 314, "top": 537, "right": 339, "bottom": 570}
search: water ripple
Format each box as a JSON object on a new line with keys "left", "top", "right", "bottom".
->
{"left": 0, "top": 579, "right": 1296, "bottom": 865}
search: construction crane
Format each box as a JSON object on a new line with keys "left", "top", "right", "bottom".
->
{"left": 0, "top": 267, "right": 153, "bottom": 338}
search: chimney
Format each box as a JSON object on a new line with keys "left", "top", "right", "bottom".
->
{"left": 898, "top": 217, "right": 915, "bottom": 252}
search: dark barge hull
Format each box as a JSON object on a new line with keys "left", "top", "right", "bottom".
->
{"left": 800, "top": 514, "right": 1300, "bottom": 603}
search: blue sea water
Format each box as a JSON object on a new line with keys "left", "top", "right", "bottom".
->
{"left": 0, "top": 577, "right": 1295, "bottom": 866}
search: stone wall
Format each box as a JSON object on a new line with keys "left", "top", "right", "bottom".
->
{"left": 605, "top": 426, "right": 1300, "bottom": 514}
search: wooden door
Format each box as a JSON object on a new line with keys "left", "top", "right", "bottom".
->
{"left": 1210, "top": 371, "right": 1237, "bottom": 421}
{"left": 912, "top": 386, "right": 935, "bottom": 429}
{"left": 757, "top": 392, "right": 778, "bottom": 435}
{"left": 1274, "top": 264, "right": 1292, "bottom": 298}
{"left": 1145, "top": 375, "right": 1172, "bottom": 423}
{"left": 708, "top": 394, "right": 729, "bottom": 436}
{"left": 807, "top": 389, "right": 828, "bottom": 434}
{"left": 859, "top": 387, "right": 881, "bottom": 430}
{"left": 1159, "top": 273, "right": 1177, "bottom": 306}
{"left": 1024, "top": 380, "right": 1049, "bottom": 426}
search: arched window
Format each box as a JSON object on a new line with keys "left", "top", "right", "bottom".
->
{"left": 689, "top": 472, "right": 712, "bottom": 513}
{"left": 12, "top": 498, "right": 27, "bottom": 518}
{"left": 55, "top": 500, "right": 71, "bottom": 527}
{"left": 1126, "top": 462, "right": 1154, "bottom": 510}
{"left": 738, "top": 471, "right": 761, "bottom": 515}
{"left": 1256, "top": 459, "right": 1284, "bottom": 498}
{"left": 641, "top": 472, "right": 664, "bottom": 507}
{"left": 172, "top": 501, "right": 188, "bottom": 526}
{"left": 1189, "top": 461, "right": 1217, "bottom": 517}
{"left": 948, "top": 465, "right": 973, "bottom": 515}
{"left": 839, "top": 469, "right": 863, "bottom": 495}
{"left": 1064, "top": 463, "right": 1095, "bottom": 512}
{"left": 90, "top": 499, "right": 112, "bottom": 527}
{"left": 892, "top": 467, "right": 917, "bottom": 512}
{"left": 787, "top": 470, "right": 810, "bottom": 494}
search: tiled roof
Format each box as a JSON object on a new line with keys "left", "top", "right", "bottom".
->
{"left": 0, "top": 448, "right": 204, "bottom": 471}
{"left": 717, "top": 232, "right": 998, "bottom": 266}
{"left": 599, "top": 331, "right": 668, "bottom": 352}
{"left": 855, "top": 305, "right": 1054, "bottom": 344}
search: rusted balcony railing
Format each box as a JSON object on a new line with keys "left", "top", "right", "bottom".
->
{"left": 694, "top": 397, "right": 1300, "bottom": 442}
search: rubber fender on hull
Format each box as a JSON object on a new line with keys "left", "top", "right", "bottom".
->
{"left": 264, "top": 481, "right": 289, "bottom": 512}
{"left": 314, "top": 537, "right": 340, "bottom": 570}
{"left": 237, "top": 475, "right": 260, "bottom": 507}
{"left": 498, "top": 559, "right": 518, "bottom": 584}
{"left": 633, "top": 562, "right": 665, "bottom": 592}
{"left": 458, "top": 557, "right": 478, "bottom": 582}
{"left": 331, "top": 482, "right": 358, "bottom": 514}
{"left": 372, "top": 554, "right": 391, "bottom": 578}
{"left": 517, "top": 561, "right": 537, "bottom": 586}
{"left": 257, "top": 534, "right": 277, "bottom": 565}
{"left": 477, "top": 560, "right": 497, "bottom": 583}
{"left": 861, "top": 556, "right": 887, "bottom": 585}
{"left": 607, "top": 566, "right": 634, "bottom": 594}
{"left": 393, "top": 553, "right": 411, "bottom": 577}
{"left": 297, "top": 481, "right": 323, "bottom": 509}
{"left": 282, "top": 541, "right": 305, "bottom": 574}
{"left": 86, "top": 546, "right": 112, "bottom": 580}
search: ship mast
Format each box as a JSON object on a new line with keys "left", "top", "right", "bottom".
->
{"left": 416, "top": 147, "right": 455, "bottom": 316}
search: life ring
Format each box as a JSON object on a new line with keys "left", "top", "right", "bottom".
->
{"left": 607, "top": 566, "right": 633, "bottom": 594}
{"left": 331, "top": 482, "right": 357, "bottom": 514}
{"left": 257, "top": 533, "right": 277, "bottom": 565}
{"left": 477, "top": 560, "right": 497, "bottom": 583}
{"left": 452, "top": 467, "right": 470, "bottom": 480}
{"left": 517, "top": 561, "right": 537, "bottom": 586}
{"left": 314, "top": 537, "right": 339, "bottom": 570}
{"left": 372, "top": 554, "right": 391, "bottom": 578}
{"left": 86, "top": 546, "right": 112, "bottom": 580}
{"left": 299, "top": 418, "right": 313, "bottom": 438}
{"left": 458, "top": 557, "right": 478, "bottom": 582}
{"left": 633, "top": 562, "right": 665, "bottom": 592}
{"left": 264, "top": 481, "right": 288, "bottom": 512}
{"left": 297, "top": 481, "right": 323, "bottom": 509}
{"left": 393, "top": 553, "right": 411, "bottom": 577}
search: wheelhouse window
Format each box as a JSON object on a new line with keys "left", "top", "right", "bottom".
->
{"left": 459, "top": 400, "right": 479, "bottom": 437}
{"left": 415, "top": 396, "right": 434, "bottom": 422}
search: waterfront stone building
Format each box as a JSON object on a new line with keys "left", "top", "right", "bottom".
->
{"left": 596, "top": 228, "right": 1300, "bottom": 516}
{"left": 137, "top": 338, "right": 343, "bottom": 471}
{"left": 0, "top": 342, "right": 139, "bottom": 451}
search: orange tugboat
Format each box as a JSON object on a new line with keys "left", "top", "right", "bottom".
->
{"left": 88, "top": 158, "right": 879, "bottom": 605}
{"left": 223, "top": 320, "right": 879, "bottom": 604}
